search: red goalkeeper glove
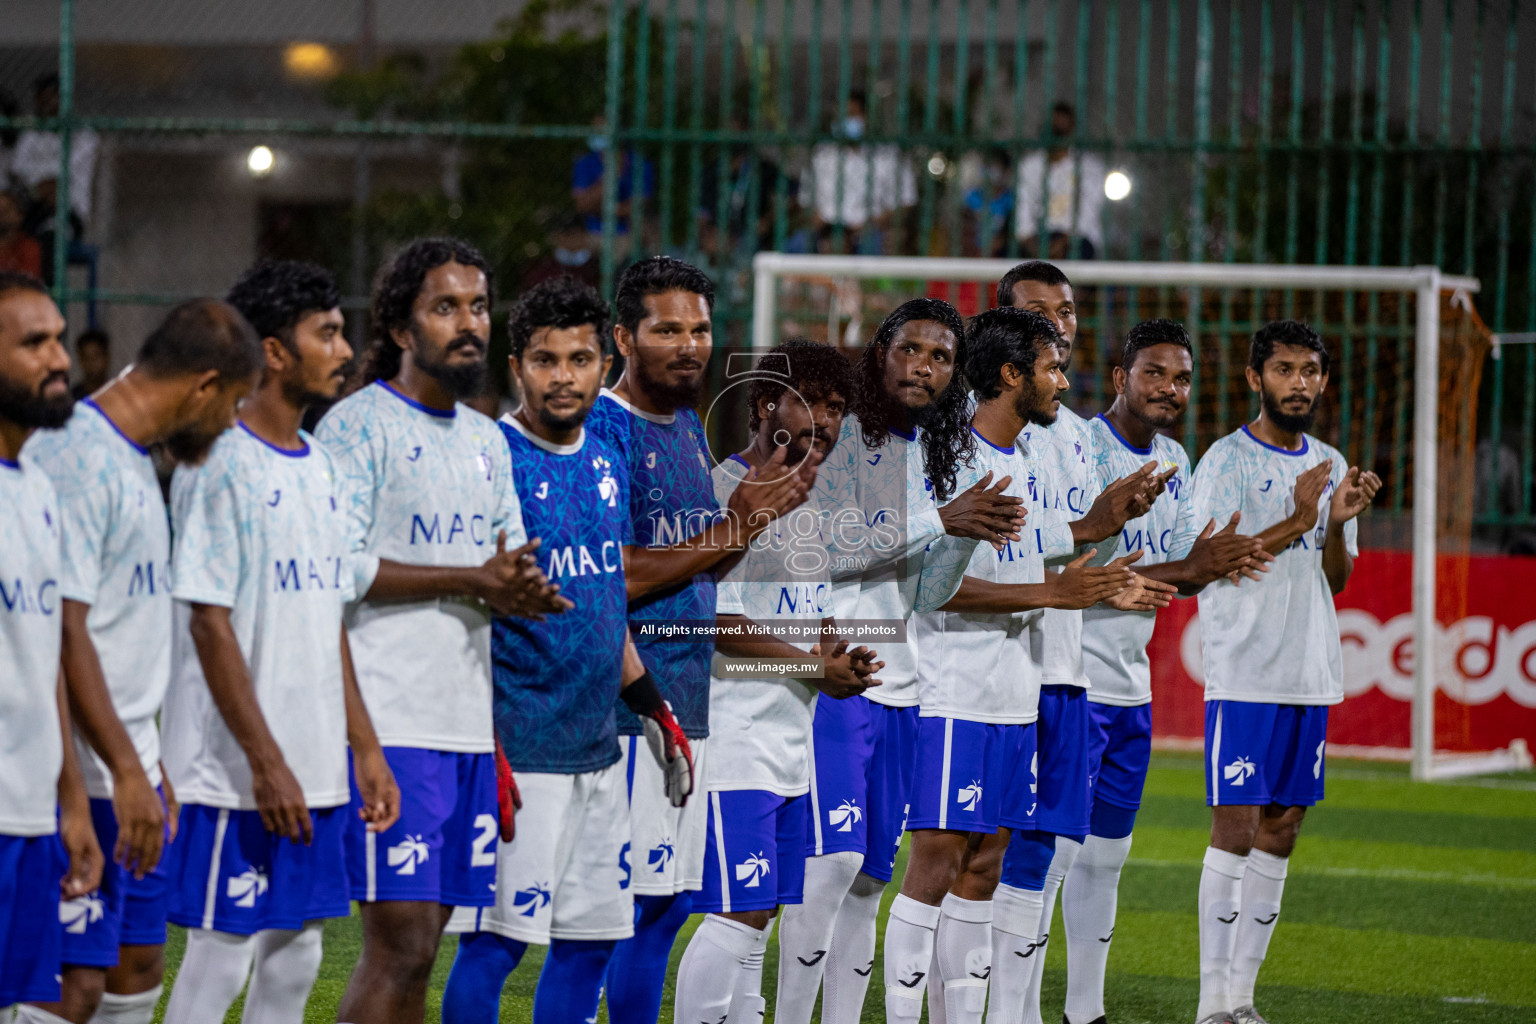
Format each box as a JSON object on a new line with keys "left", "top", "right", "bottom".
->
{"left": 493, "top": 738, "right": 521, "bottom": 842}
{"left": 621, "top": 669, "right": 694, "bottom": 807}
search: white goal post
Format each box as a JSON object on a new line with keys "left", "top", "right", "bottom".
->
{"left": 751, "top": 252, "right": 1526, "bottom": 782}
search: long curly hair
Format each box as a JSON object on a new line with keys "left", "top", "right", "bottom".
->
{"left": 363, "top": 237, "right": 494, "bottom": 383}
{"left": 849, "top": 297, "right": 972, "bottom": 502}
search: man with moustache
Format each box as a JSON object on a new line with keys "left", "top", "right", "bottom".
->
{"left": 1056, "top": 320, "right": 1271, "bottom": 1024}
{"left": 891, "top": 307, "right": 1170, "bottom": 1024}
{"left": 158, "top": 262, "right": 400, "bottom": 1024}
{"left": 0, "top": 270, "right": 102, "bottom": 1019}
{"left": 673, "top": 338, "right": 884, "bottom": 1024}
{"left": 26, "top": 291, "right": 269, "bottom": 1024}
{"left": 775, "top": 298, "right": 1032, "bottom": 1024}
{"left": 1188, "top": 321, "right": 1378, "bottom": 1024}
{"left": 442, "top": 275, "right": 671, "bottom": 1024}
{"left": 317, "top": 239, "right": 570, "bottom": 1024}
{"left": 588, "top": 256, "right": 818, "bottom": 1024}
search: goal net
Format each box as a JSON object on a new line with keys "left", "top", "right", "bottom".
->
{"left": 751, "top": 253, "right": 1529, "bottom": 781}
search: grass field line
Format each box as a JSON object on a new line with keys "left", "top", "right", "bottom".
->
{"left": 1325, "top": 766, "right": 1536, "bottom": 792}
{"left": 1125, "top": 855, "right": 1536, "bottom": 888}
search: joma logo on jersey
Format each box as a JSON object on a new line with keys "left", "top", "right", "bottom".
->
{"left": 956, "top": 780, "right": 984, "bottom": 812}
{"left": 547, "top": 541, "right": 621, "bottom": 578}
{"left": 388, "top": 835, "right": 431, "bottom": 875}
{"left": 0, "top": 577, "right": 57, "bottom": 615}
{"left": 735, "top": 852, "right": 771, "bottom": 888}
{"left": 829, "top": 799, "right": 862, "bottom": 832}
{"left": 410, "top": 512, "right": 488, "bottom": 546}
{"left": 60, "top": 893, "right": 105, "bottom": 933}
{"left": 1224, "top": 757, "right": 1257, "bottom": 786}
{"left": 227, "top": 867, "right": 269, "bottom": 907}
{"left": 273, "top": 556, "right": 346, "bottom": 592}
{"left": 513, "top": 883, "right": 552, "bottom": 917}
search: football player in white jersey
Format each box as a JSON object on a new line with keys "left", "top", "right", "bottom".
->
{"left": 317, "top": 239, "right": 569, "bottom": 1024}
{"left": 987, "top": 261, "right": 1171, "bottom": 1024}
{"left": 673, "top": 339, "right": 882, "bottom": 1024}
{"left": 27, "top": 296, "right": 272, "bottom": 1024}
{"left": 1188, "top": 321, "right": 1377, "bottom": 1024}
{"left": 1055, "top": 320, "right": 1271, "bottom": 1024}
{"left": 775, "top": 299, "right": 1029, "bottom": 1024}
{"left": 0, "top": 271, "right": 102, "bottom": 1018}
{"left": 158, "top": 280, "right": 400, "bottom": 1024}
{"left": 887, "top": 307, "right": 1169, "bottom": 1024}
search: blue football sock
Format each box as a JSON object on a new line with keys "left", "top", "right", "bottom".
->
{"left": 442, "top": 931, "right": 529, "bottom": 1024}
{"left": 534, "top": 938, "right": 620, "bottom": 1024}
{"left": 605, "top": 891, "right": 694, "bottom": 1024}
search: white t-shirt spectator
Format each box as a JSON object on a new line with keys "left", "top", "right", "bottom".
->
{"left": 12, "top": 128, "right": 100, "bottom": 224}
{"left": 801, "top": 143, "right": 917, "bottom": 228}
{"left": 1014, "top": 148, "right": 1105, "bottom": 252}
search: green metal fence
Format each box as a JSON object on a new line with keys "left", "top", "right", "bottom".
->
{"left": 1, "top": 0, "right": 1532, "bottom": 535}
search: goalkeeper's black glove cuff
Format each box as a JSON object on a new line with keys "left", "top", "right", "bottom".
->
{"left": 620, "top": 669, "right": 666, "bottom": 718}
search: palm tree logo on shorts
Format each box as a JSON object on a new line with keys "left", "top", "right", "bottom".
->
{"left": 1224, "top": 756, "right": 1257, "bottom": 786}
{"left": 513, "top": 883, "right": 553, "bottom": 917}
{"left": 735, "top": 852, "right": 771, "bottom": 888}
{"left": 227, "top": 867, "right": 270, "bottom": 907}
{"left": 648, "top": 840, "right": 675, "bottom": 873}
{"left": 388, "top": 835, "right": 431, "bottom": 875}
{"left": 60, "top": 893, "right": 105, "bottom": 934}
{"left": 956, "top": 780, "right": 984, "bottom": 812}
{"left": 829, "top": 799, "right": 863, "bottom": 832}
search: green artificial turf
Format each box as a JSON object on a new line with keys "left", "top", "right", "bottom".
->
{"left": 151, "top": 753, "right": 1536, "bottom": 1022}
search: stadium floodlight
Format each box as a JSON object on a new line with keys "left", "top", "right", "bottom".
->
{"left": 1104, "top": 170, "right": 1132, "bottom": 201}
{"left": 246, "top": 145, "right": 275, "bottom": 177}
{"left": 751, "top": 252, "right": 1530, "bottom": 783}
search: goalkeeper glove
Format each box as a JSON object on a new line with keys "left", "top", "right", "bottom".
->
{"left": 493, "top": 737, "right": 521, "bottom": 842}
{"left": 620, "top": 669, "right": 694, "bottom": 807}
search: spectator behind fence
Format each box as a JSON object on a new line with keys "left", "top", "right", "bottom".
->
{"left": 1014, "top": 101, "right": 1104, "bottom": 259}
{"left": 71, "top": 327, "right": 111, "bottom": 399}
{"left": 800, "top": 90, "right": 916, "bottom": 254}
{"left": 11, "top": 74, "right": 100, "bottom": 283}
{"left": 520, "top": 215, "right": 601, "bottom": 293}
{"left": 697, "top": 120, "right": 786, "bottom": 257}
{"left": 0, "top": 191, "right": 42, "bottom": 278}
{"left": 572, "top": 115, "right": 655, "bottom": 238}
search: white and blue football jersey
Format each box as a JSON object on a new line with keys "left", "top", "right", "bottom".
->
{"left": 707, "top": 455, "right": 831, "bottom": 796}
{"left": 813, "top": 414, "right": 955, "bottom": 708}
{"left": 1019, "top": 405, "right": 1109, "bottom": 689}
{"left": 1186, "top": 426, "right": 1358, "bottom": 705}
{"left": 912, "top": 429, "right": 1046, "bottom": 724}
{"left": 163, "top": 425, "right": 354, "bottom": 809}
{"left": 29, "top": 400, "right": 172, "bottom": 798}
{"left": 492, "top": 415, "right": 631, "bottom": 775}
{"left": 315, "top": 381, "right": 525, "bottom": 754}
{"left": 0, "top": 454, "right": 64, "bottom": 836}
{"left": 586, "top": 389, "right": 718, "bottom": 739}
{"left": 1080, "top": 414, "right": 1197, "bottom": 707}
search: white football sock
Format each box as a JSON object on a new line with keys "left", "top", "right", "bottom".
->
{"left": 927, "top": 936, "right": 946, "bottom": 1024}
{"left": 821, "top": 869, "right": 884, "bottom": 1024}
{"left": 985, "top": 883, "right": 1046, "bottom": 1024}
{"left": 675, "top": 915, "right": 766, "bottom": 1024}
{"left": 882, "top": 895, "right": 940, "bottom": 1024}
{"left": 89, "top": 985, "right": 163, "bottom": 1024}
{"left": 1196, "top": 847, "right": 1249, "bottom": 1021}
{"left": 163, "top": 929, "right": 256, "bottom": 1024}
{"left": 774, "top": 851, "right": 861, "bottom": 1024}
{"left": 14, "top": 1005, "right": 72, "bottom": 1023}
{"left": 727, "top": 917, "right": 772, "bottom": 1024}
{"left": 1229, "top": 849, "right": 1288, "bottom": 1010}
{"left": 935, "top": 893, "right": 993, "bottom": 1024}
{"left": 1062, "top": 833, "right": 1133, "bottom": 1024}
{"left": 1021, "top": 837, "right": 1081, "bottom": 1024}
{"left": 242, "top": 923, "right": 325, "bottom": 1024}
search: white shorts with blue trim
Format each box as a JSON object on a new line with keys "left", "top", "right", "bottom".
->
{"left": 620, "top": 735, "right": 710, "bottom": 896}
{"left": 446, "top": 759, "right": 633, "bottom": 945}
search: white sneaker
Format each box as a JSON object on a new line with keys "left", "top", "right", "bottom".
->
{"left": 1196, "top": 1014, "right": 1236, "bottom": 1024}
{"left": 1231, "top": 1007, "right": 1270, "bottom": 1024}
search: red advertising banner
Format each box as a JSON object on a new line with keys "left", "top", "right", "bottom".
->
{"left": 1147, "top": 550, "right": 1536, "bottom": 752}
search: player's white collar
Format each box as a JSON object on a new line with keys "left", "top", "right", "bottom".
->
{"left": 600, "top": 387, "right": 676, "bottom": 425}
{"left": 500, "top": 413, "right": 586, "bottom": 455}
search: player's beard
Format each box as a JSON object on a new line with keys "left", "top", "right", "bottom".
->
{"left": 414, "top": 326, "right": 489, "bottom": 400}
{"left": 163, "top": 424, "right": 221, "bottom": 465}
{"left": 1015, "top": 374, "right": 1056, "bottom": 427}
{"left": 767, "top": 405, "right": 830, "bottom": 466}
{"left": 1261, "top": 385, "right": 1318, "bottom": 434}
{"left": 634, "top": 350, "right": 704, "bottom": 411}
{"left": 533, "top": 390, "right": 593, "bottom": 434}
{"left": 0, "top": 371, "right": 73, "bottom": 430}
{"left": 1136, "top": 394, "right": 1182, "bottom": 430}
